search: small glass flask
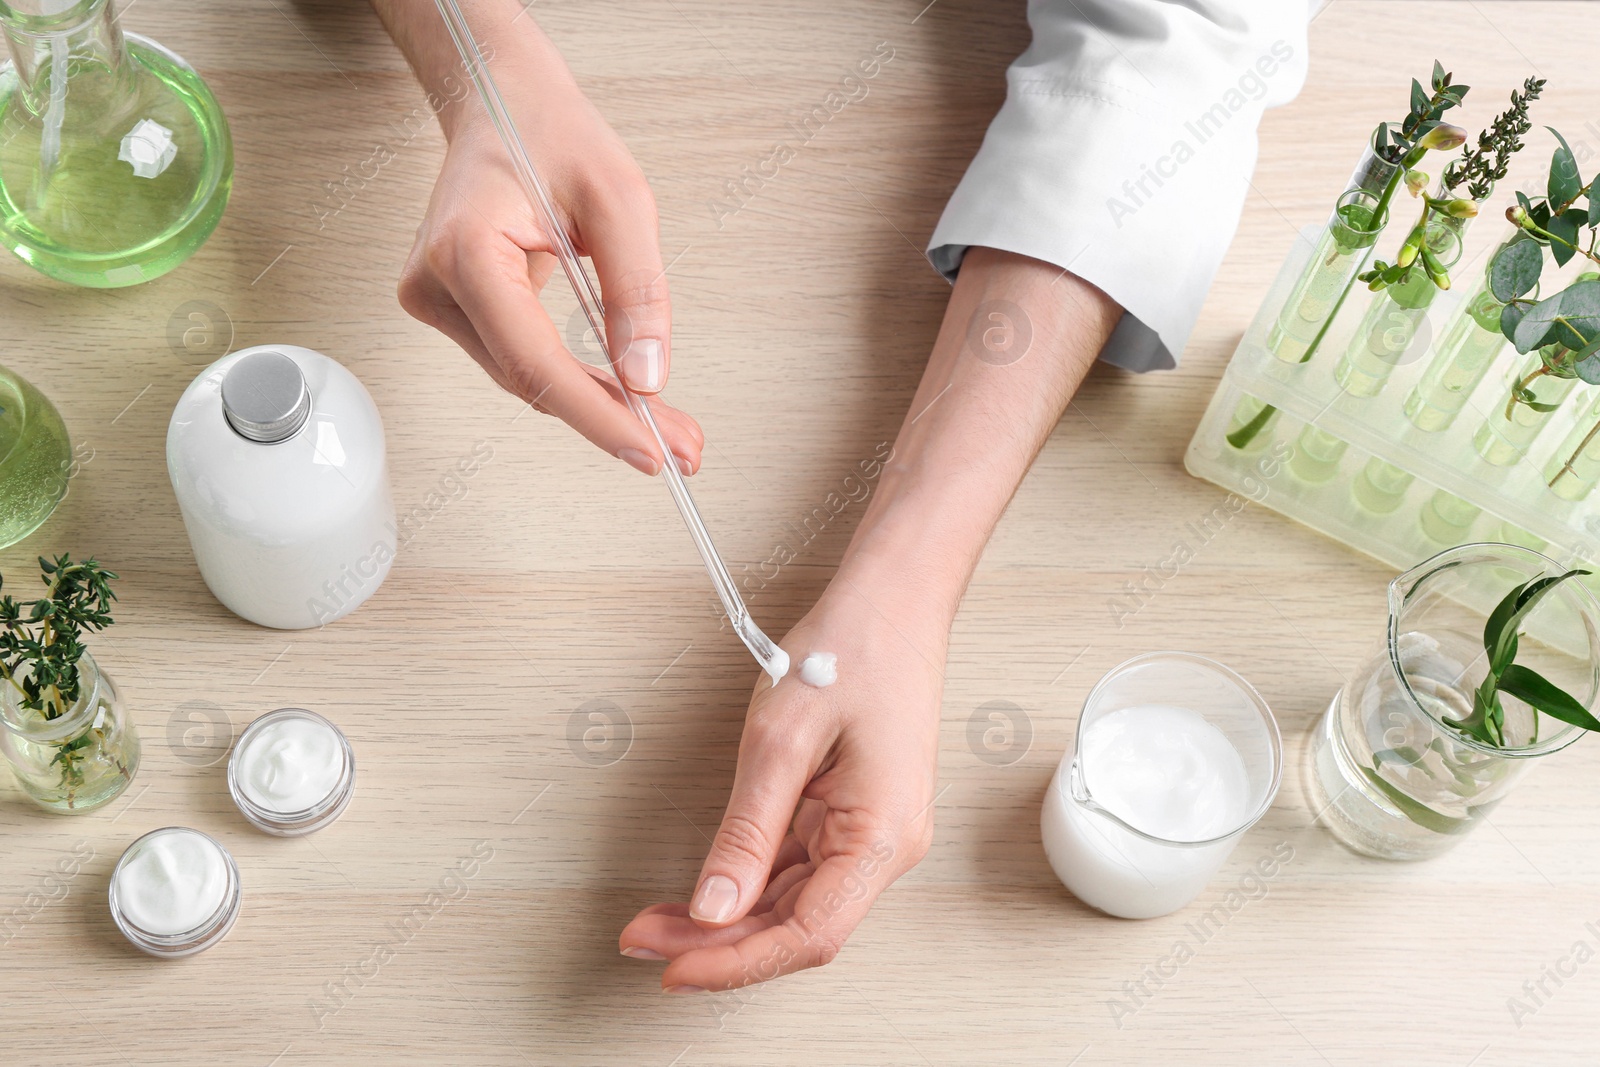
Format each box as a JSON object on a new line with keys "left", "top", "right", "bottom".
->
{"left": 0, "top": 651, "right": 139, "bottom": 813}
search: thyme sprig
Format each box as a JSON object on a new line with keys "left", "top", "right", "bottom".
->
{"left": 0, "top": 555, "right": 118, "bottom": 721}
{"left": 1444, "top": 76, "right": 1545, "bottom": 200}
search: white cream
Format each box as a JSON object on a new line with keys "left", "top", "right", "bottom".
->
{"left": 798, "top": 652, "right": 838, "bottom": 688}
{"left": 118, "top": 118, "right": 177, "bottom": 179}
{"left": 764, "top": 646, "right": 790, "bottom": 688}
{"left": 1041, "top": 704, "right": 1253, "bottom": 919}
{"left": 113, "top": 828, "right": 229, "bottom": 936}
{"left": 236, "top": 714, "right": 345, "bottom": 813}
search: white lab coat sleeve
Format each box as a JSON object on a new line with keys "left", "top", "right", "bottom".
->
{"left": 927, "top": 0, "right": 1310, "bottom": 371}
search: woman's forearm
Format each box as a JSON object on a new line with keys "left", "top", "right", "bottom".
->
{"left": 835, "top": 247, "right": 1124, "bottom": 624}
{"left": 369, "top": 0, "right": 567, "bottom": 140}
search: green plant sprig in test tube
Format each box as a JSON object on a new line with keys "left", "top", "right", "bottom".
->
{"left": 1224, "top": 62, "right": 1469, "bottom": 451}
{"left": 1297, "top": 61, "right": 1469, "bottom": 364}
{"left": 1360, "top": 76, "right": 1543, "bottom": 295}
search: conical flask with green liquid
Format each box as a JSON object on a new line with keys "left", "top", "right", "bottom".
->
{"left": 0, "top": 0, "right": 231, "bottom": 287}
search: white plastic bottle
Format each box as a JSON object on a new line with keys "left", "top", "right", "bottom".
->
{"left": 167, "top": 345, "right": 396, "bottom": 629}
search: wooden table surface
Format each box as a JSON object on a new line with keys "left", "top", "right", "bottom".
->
{"left": 3, "top": 2, "right": 1596, "bottom": 1063}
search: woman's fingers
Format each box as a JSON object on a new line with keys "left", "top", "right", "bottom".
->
{"left": 659, "top": 844, "right": 898, "bottom": 992}
{"left": 767, "top": 836, "right": 811, "bottom": 884}
{"left": 446, "top": 233, "right": 676, "bottom": 471}
{"left": 403, "top": 224, "right": 704, "bottom": 475}
{"left": 621, "top": 906, "right": 780, "bottom": 958}
{"left": 755, "top": 856, "right": 814, "bottom": 912}
{"left": 580, "top": 367, "right": 704, "bottom": 473}
{"left": 583, "top": 179, "right": 672, "bottom": 396}
{"left": 619, "top": 868, "right": 813, "bottom": 960}
{"left": 686, "top": 709, "right": 820, "bottom": 930}
{"left": 618, "top": 837, "right": 815, "bottom": 960}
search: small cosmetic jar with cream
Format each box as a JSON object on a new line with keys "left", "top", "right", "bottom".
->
{"left": 110, "top": 827, "right": 241, "bottom": 958}
{"left": 227, "top": 708, "right": 355, "bottom": 836}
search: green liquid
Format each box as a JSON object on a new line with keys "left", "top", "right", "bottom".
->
{"left": 1288, "top": 425, "right": 1348, "bottom": 484}
{"left": 1544, "top": 405, "right": 1600, "bottom": 503}
{"left": 0, "top": 366, "right": 71, "bottom": 548}
{"left": 1225, "top": 395, "right": 1280, "bottom": 452}
{"left": 0, "top": 34, "right": 231, "bottom": 287}
{"left": 1404, "top": 283, "right": 1506, "bottom": 433}
{"left": 1351, "top": 457, "right": 1414, "bottom": 514}
{"left": 1419, "top": 490, "right": 1481, "bottom": 544}
{"left": 1495, "top": 521, "right": 1547, "bottom": 553}
{"left": 1472, "top": 352, "right": 1577, "bottom": 468}
{"left": 1335, "top": 269, "right": 1440, "bottom": 398}
{"left": 1268, "top": 201, "right": 1381, "bottom": 364}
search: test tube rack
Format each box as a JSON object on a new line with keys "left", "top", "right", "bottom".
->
{"left": 1185, "top": 227, "right": 1600, "bottom": 607}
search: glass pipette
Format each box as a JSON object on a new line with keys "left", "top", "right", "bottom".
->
{"left": 432, "top": 0, "right": 789, "bottom": 685}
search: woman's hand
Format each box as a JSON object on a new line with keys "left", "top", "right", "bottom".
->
{"left": 376, "top": 1, "right": 703, "bottom": 476}
{"left": 619, "top": 581, "right": 947, "bottom": 991}
{"left": 619, "top": 248, "right": 1122, "bottom": 991}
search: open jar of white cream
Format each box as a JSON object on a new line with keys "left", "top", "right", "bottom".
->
{"left": 227, "top": 708, "right": 355, "bottom": 835}
{"left": 110, "top": 827, "right": 241, "bottom": 957}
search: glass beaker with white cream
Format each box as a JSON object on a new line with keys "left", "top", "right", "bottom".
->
{"left": 1041, "top": 653, "right": 1282, "bottom": 919}
{"left": 227, "top": 708, "right": 355, "bottom": 835}
{"left": 109, "top": 827, "right": 241, "bottom": 958}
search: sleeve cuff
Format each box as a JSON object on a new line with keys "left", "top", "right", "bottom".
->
{"left": 926, "top": 13, "right": 1307, "bottom": 371}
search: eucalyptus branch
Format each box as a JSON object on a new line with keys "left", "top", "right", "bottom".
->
{"left": 1489, "top": 127, "right": 1600, "bottom": 378}
{"left": 1505, "top": 364, "right": 1551, "bottom": 420}
{"left": 1508, "top": 200, "right": 1600, "bottom": 267}
{"left": 1444, "top": 570, "right": 1599, "bottom": 748}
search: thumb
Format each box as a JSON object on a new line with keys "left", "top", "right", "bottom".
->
{"left": 587, "top": 193, "right": 672, "bottom": 396}
{"left": 692, "top": 726, "right": 815, "bottom": 927}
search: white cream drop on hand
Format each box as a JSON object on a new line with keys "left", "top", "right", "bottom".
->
{"left": 1081, "top": 704, "right": 1250, "bottom": 841}
{"left": 113, "top": 829, "right": 229, "bottom": 936}
{"left": 798, "top": 652, "right": 837, "bottom": 688}
{"left": 765, "top": 646, "right": 790, "bottom": 688}
{"left": 236, "top": 715, "right": 345, "bottom": 813}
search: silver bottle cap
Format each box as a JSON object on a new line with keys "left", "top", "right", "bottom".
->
{"left": 221, "top": 351, "right": 311, "bottom": 444}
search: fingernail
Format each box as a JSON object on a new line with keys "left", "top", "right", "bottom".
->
{"left": 664, "top": 985, "right": 706, "bottom": 995}
{"left": 671, "top": 451, "right": 694, "bottom": 476}
{"left": 617, "top": 447, "right": 660, "bottom": 476}
{"left": 621, "top": 946, "right": 665, "bottom": 960}
{"left": 620, "top": 338, "right": 665, "bottom": 393}
{"left": 690, "top": 874, "right": 740, "bottom": 924}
